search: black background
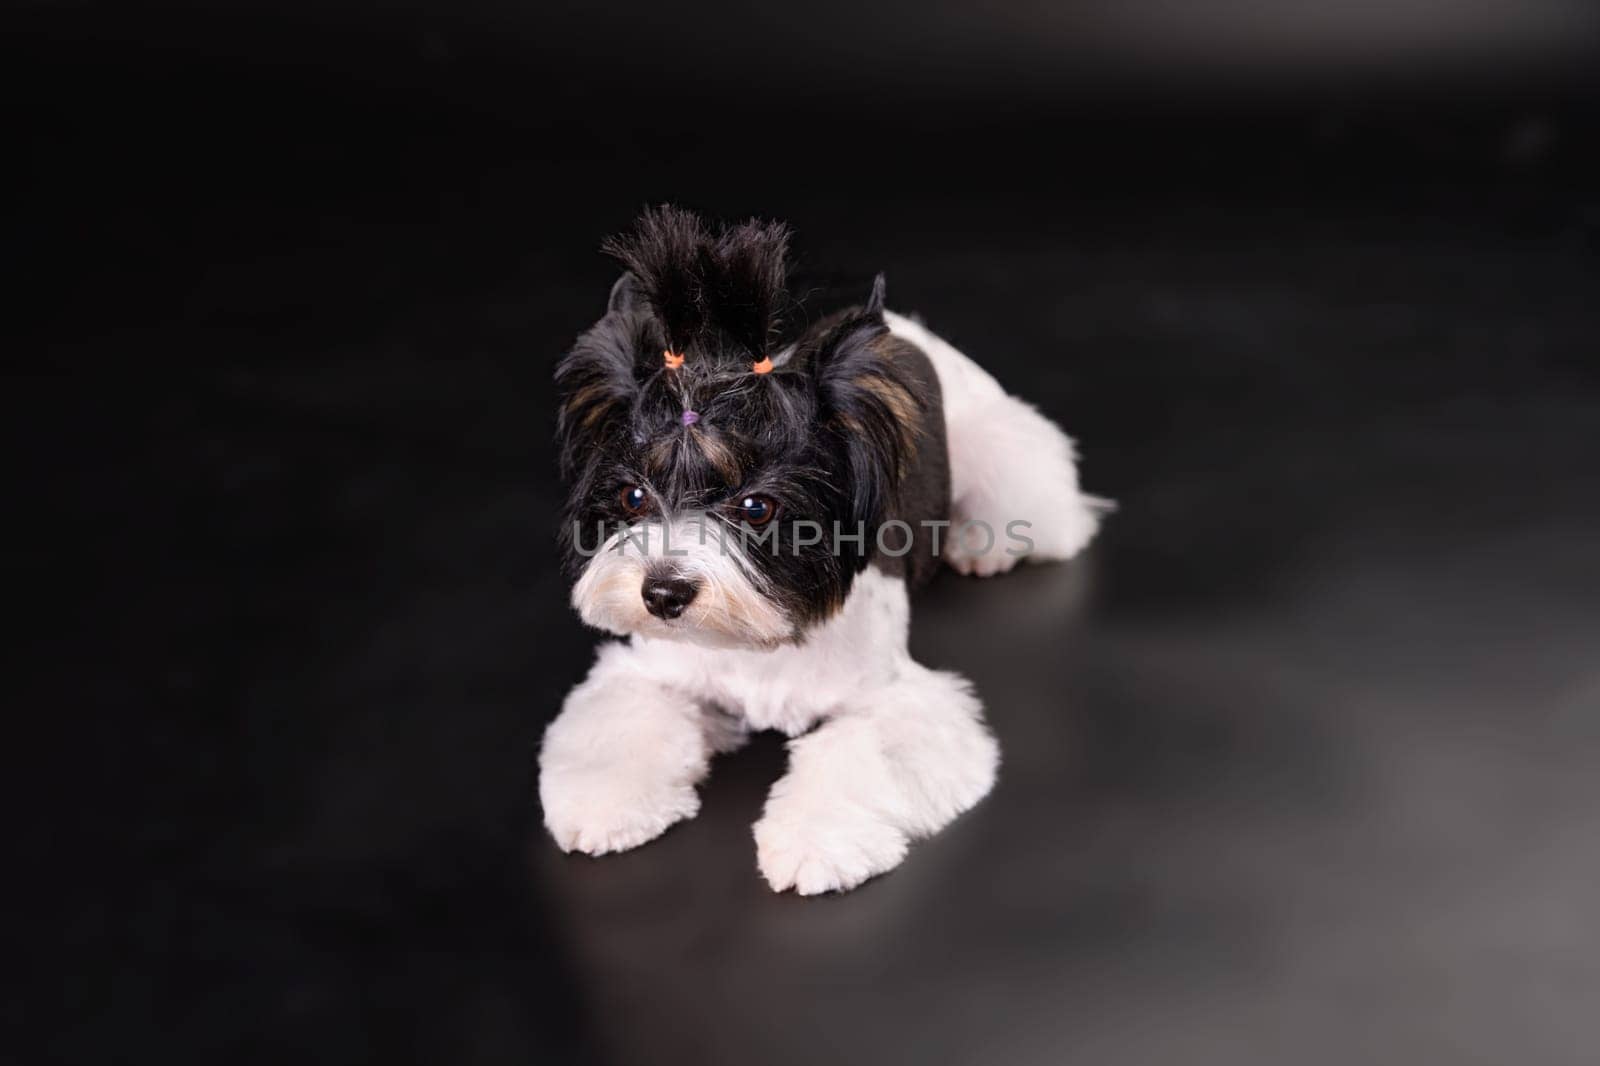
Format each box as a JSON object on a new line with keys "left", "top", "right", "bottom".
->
{"left": 11, "top": 2, "right": 1600, "bottom": 1063}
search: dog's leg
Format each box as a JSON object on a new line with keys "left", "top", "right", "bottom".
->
{"left": 753, "top": 663, "right": 999, "bottom": 894}
{"left": 540, "top": 642, "right": 731, "bottom": 856}
{"left": 942, "top": 391, "right": 1106, "bottom": 576}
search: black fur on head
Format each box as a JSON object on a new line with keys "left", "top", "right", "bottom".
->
{"left": 556, "top": 207, "right": 936, "bottom": 642}
{"left": 595, "top": 205, "right": 792, "bottom": 361}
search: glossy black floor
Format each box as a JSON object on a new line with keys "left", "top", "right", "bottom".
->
{"left": 14, "top": 13, "right": 1600, "bottom": 1064}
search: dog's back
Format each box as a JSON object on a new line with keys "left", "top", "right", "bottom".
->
{"left": 884, "top": 311, "right": 1107, "bottom": 577}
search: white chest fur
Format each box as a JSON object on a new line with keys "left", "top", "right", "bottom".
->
{"left": 627, "top": 566, "right": 913, "bottom": 735}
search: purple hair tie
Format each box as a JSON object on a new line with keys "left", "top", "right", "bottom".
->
{"left": 680, "top": 410, "right": 700, "bottom": 427}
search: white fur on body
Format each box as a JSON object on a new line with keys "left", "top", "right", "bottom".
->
{"left": 541, "top": 313, "right": 1103, "bottom": 893}
{"left": 885, "top": 311, "right": 1108, "bottom": 576}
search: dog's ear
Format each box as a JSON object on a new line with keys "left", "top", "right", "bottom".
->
{"left": 607, "top": 272, "right": 641, "bottom": 315}
{"left": 864, "top": 271, "right": 886, "bottom": 317}
{"left": 809, "top": 276, "right": 923, "bottom": 532}
{"left": 554, "top": 313, "right": 650, "bottom": 480}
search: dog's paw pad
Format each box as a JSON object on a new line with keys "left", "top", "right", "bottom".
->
{"left": 542, "top": 772, "right": 699, "bottom": 856}
{"left": 753, "top": 810, "right": 908, "bottom": 895}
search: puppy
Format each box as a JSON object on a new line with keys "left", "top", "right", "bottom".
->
{"left": 540, "top": 207, "right": 1105, "bottom": 894}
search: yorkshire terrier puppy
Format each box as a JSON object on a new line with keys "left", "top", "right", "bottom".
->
{"left": 540, "top": 207, "right": 1105, "bottom": 894}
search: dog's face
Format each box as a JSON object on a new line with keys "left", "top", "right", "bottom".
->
{"left": 555, "top": 208, "right": 922, "bottom": 649}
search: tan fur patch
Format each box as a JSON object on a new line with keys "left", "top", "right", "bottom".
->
{"left": 855, "top": 373, "right": 921, "bottom": 461}
{"left": 641, "top": 428, "right": 743, "bottom": 486}
{"left": 644, "top": 435, "right": 677, "bottom": 476}
{"left": 691, "top": 427, "right": 743, "bottom": 486}
{"left": 567, "top": 384, "right": 619, "bottom": 431}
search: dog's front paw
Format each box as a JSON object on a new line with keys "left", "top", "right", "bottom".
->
{"left": 753, "top": 802, "right": 908, "bottom": 895}
{"left": 540, "top": 766, "right": 700, "bottom": 857}
{"left": 943, "top": 538, "right": 1023, "bottom": 578}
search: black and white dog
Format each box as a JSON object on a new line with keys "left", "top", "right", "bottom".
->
{"left": 540, "top": 207, "right": 1105, "bottom": 894}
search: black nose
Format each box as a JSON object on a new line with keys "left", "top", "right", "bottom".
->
{"left": 642, "top": 576, "right": 697, "bottom": 620}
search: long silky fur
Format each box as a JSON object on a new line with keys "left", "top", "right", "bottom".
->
{"left": 699, "top": 218, "right": 792, "bottom": 359}
{"left": 598, "top": 205, "right": 708, "bottom": 352}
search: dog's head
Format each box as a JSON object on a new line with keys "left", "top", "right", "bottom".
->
{"left": 555, "top": 206, "right": 925, "bottom": 649}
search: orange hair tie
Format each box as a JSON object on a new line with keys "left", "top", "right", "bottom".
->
{"left": 662, "top": 349, "right": 685, "bottom": 370}
{"left": 750, "top": 355, "right": 773, "bottom": 375}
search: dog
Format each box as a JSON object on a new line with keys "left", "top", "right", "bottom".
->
{"left": 539, "top": 207, "right": 1105, "bottom": 894}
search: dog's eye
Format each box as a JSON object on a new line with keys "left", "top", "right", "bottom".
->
{"left": 619, "top": 485, "right": 649, "bottom": 514}
{"left": 737, "top": 495, "right": 776, "bottom": 526}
